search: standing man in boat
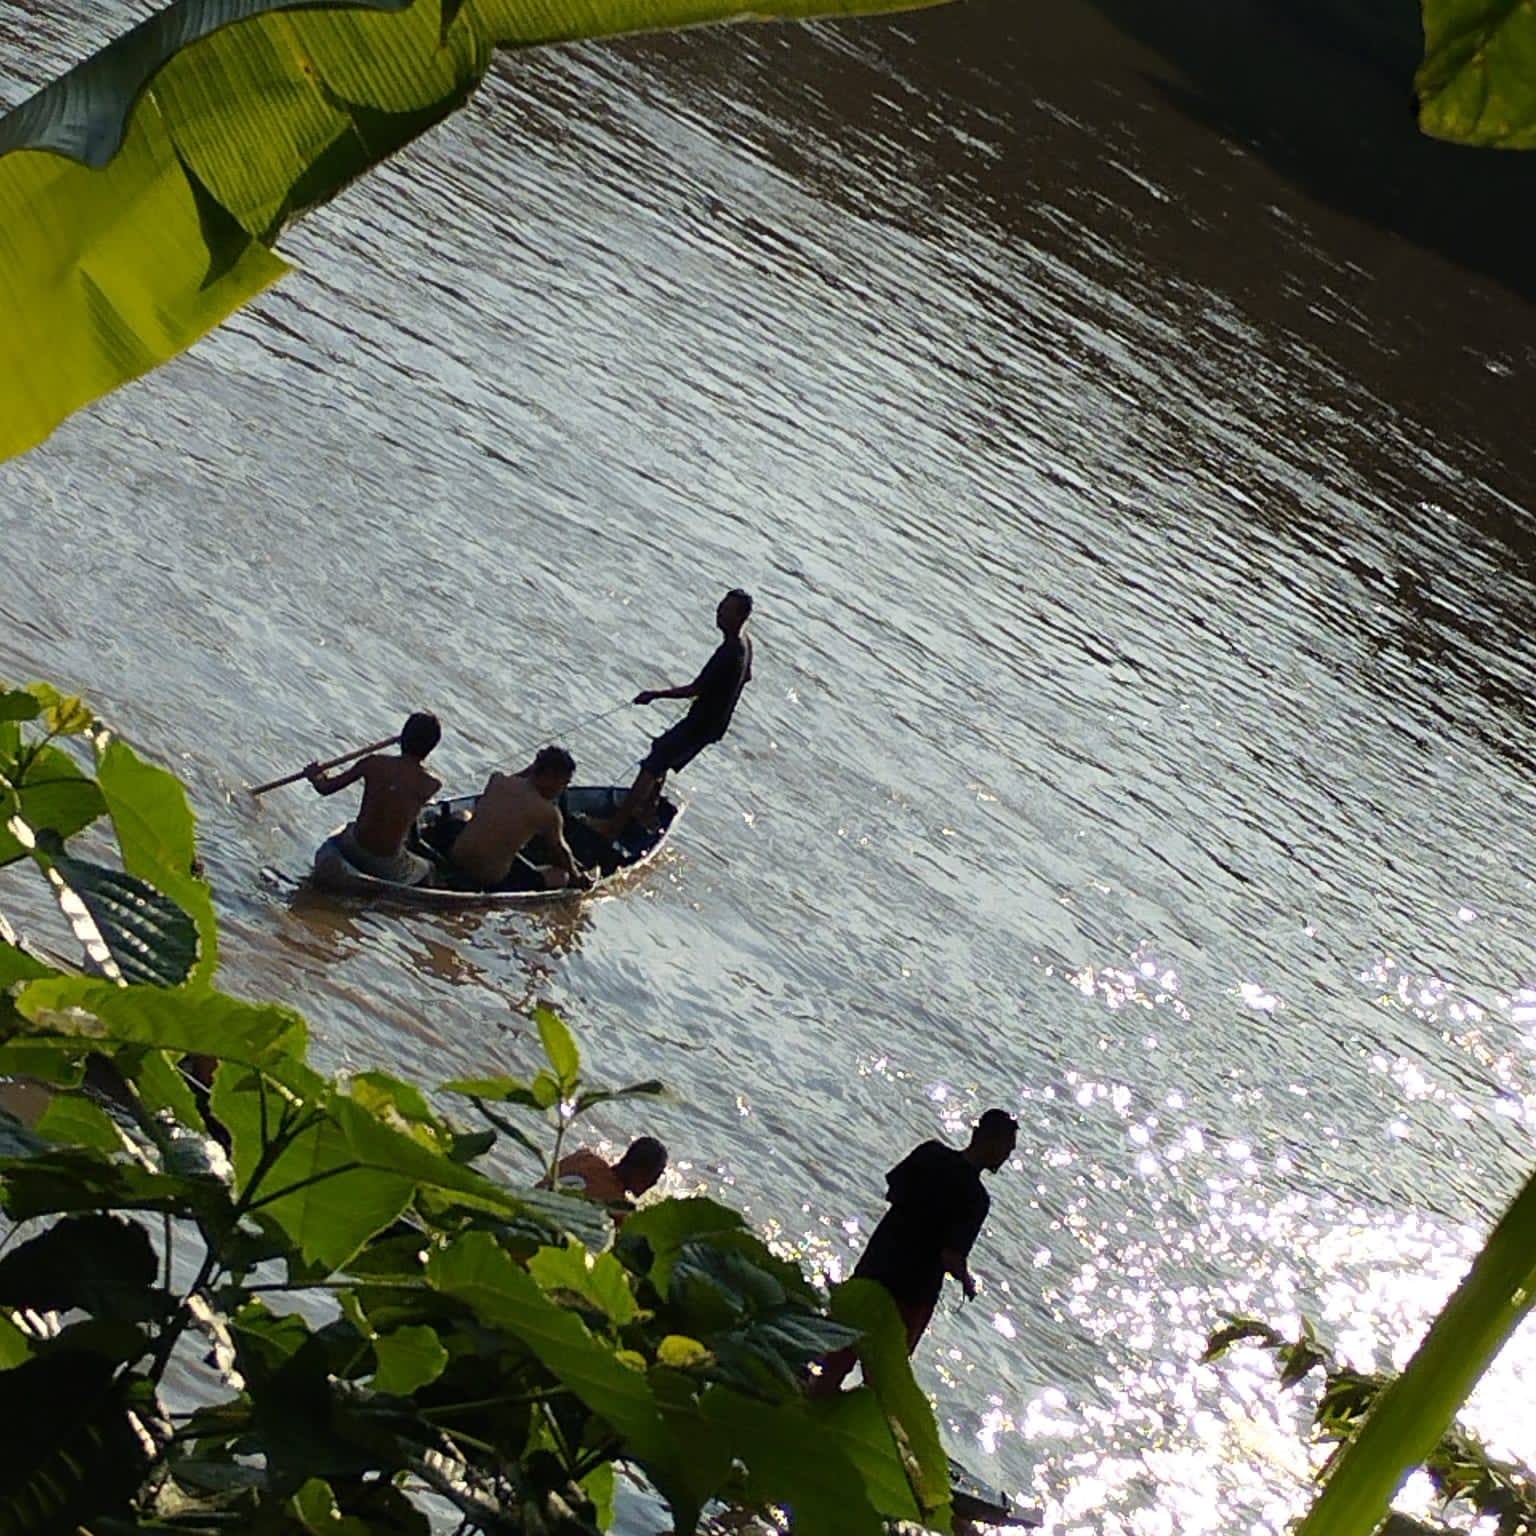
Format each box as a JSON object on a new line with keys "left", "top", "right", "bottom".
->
{"left": 446, "top": 745, "right": 591, "bottom": 891}
{"left": 304, "top": 711, "right": 442, "bottom": 887}
{"left": 591, "top": 588, "right": 754, "bottom": 839}
{"left": 809, "top": 1108, "right": 1018, "bottom": 1395}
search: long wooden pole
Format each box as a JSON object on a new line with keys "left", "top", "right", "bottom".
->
{"left": 249, "top": 734, "right": 399, "bottom": 796}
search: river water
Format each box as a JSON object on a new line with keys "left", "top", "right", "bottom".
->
{"left": 4, "top": 1, "right": 1536, "bottom": 1531}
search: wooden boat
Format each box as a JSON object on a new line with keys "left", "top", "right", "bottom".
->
{"left": 948, "top": 1456, "right": 1042, "bottom": 1528}
{"left": 310, "top": 786, "right": 681, "bottom": 908}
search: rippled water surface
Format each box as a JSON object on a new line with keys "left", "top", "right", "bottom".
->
{"left": 5, "top": 1, "right": 1536, "bottom": 1529}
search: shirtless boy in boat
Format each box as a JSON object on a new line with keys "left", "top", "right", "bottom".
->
{"left": 305, "top": 711, "right": 442, "bottom": 886}
{"left": 447, "top": 745, "right": 591, "bottom": 891}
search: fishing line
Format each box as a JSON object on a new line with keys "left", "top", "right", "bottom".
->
{"left": 507, "top": 701, "right": 631, "bottom": 760}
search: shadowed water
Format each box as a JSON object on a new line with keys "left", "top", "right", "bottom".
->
{"left": 4, "top": 1, "right": 1536, "bottom": 1529}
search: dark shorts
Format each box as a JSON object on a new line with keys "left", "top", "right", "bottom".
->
{"left": 642, "top": 718, "right": 714, "bottom": 777}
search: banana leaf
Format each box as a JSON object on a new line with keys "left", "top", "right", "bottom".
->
{"left": 0, "top": 0, "right": 951, "bottom": 462}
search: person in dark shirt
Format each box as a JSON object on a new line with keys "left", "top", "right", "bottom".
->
{"left": 810, "top": 1108, "right": 1018, "bottom": 1395}
{"left": 589, "top": 589, "right": 753, "bottom": 838}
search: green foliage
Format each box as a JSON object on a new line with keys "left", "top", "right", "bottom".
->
{"left": 1208, "top": 1311, "right": 1536, "bottom": 1534}
{"left": 0, "top": 682, "right": 951, "bottom": 1533}
{"left": 0, "top": 692, "right": 102, "bottom": 868}
{"left": 37, "top": 843, "right": 201, "bottom": 987}
{"left": 0, "top": 0, "right": 952, "bottom": 461}
{"left": 1418, "top": 0, "right": 1536, "bottom": 148}
{"left": 95, "top": 735, "right": 220, "bottom": 985}
{"left": 0, "top": 691, "right": 211, "bottom": 990}
{"left": 831, "top": 1278, "right": 952, "bottom": 1524}
{"left": 442, "top": 1013, "right": 672, "bottom": 1184}
{"left": 0, "top": 745, "right": 105, "bottom": 872}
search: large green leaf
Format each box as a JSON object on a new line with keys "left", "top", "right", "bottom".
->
{"left": 0, "top": 1213, "right": 160, "bottom": 1321}
{"left": 370, "top": 1323, "right": 449, "bottom": 1396}
{"left": 806, "top": 1384, "right": 922, "bottom": 1524}
{"left": 619, "top": 1196, "right": 747, "bottom": 1293}
{"left": 37, "top": 845, "right": 200, "bottom": 988}
{"left": 438, "top": 1074, "right": 545, "bottom": 1107}
{"left": 291, "top": 1477, "right": 376, "bottom": 1536}
{"left": 0, "top": 1146, "right": 227, "bottom": 1222}
{"left": 0, "top": 1314, "right": 31, "bottom": 1370}
{"left": 426, "top": 1231, "right": 677, "bottom": 1471}
{"left": 130, "top": 1045, "right": 210, "bottom": 1131}
{"left": 699, "top": 1384, "right": 886, "bottom": 1536}
{"left": 830, "top": 1279, "right": 952, "bottom": 1527}
{"left": 668, "top": 1239, "right": 786, "bottom": 1332}
{"left": 33, "top": 1092, "right": 127, "bottom": 1153}
{"left": 211, "top": 1062, "right": 416, "bottom": 1270}
{"left": 0, "top": 0, "right": 951, "bottom": 461}
{"left": 211, "top": 1063, "right": 538, "bottom": 1268}
{"left": 94, "top": 736, "right": 218, "bottom": 986}
{"left": 0, "top": 1358, "right": 157, "bottom": 1534}
{"left": 534, "top": 1003, "right": 580, "bottom": 1093}
{"left": 15, "top": 974, "right": 307, "bottom": 1070}
{"left": 708, "top": 1308, "right": 861, "bottom": 1400}
{"left": 1295, "top": 1167, "right": 1536, "bottom": 1535}
{"left": 1418, "top": 0, "right": 1536, "bottom": 148}
{"left": 0, "top": 940, "right": 58, "bottom": 1039}
{"left": 0, "top": 691, "right": 42, "bottom": 724}
{"left": 527, "top": 1243, "right": 642, "bottom": 1326}
{"left": 0, "top": 744, "right": 106, "bottom": 868}
{"left": 0, "top": 941, "right": 56, "bottom": 991}
{"left": 0, "top": 1041, "right": 85, "bottom": 1086}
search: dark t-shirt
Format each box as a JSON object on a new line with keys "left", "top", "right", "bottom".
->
{"left": 853, "top": 1140, "right": 989, "bottom": 1308}
{"left": 685, "top": 634, "right": 752, "bottom": 742}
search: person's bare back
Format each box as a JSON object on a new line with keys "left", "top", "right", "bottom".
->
{"left": 450, "top": 771, "right": 559, "bottom": 887}
{"left": 348, "top": 755, "right": 442, "bottom": 856}
{"left": 306, "top": 712, "right": 442, "bottom": 858}
{"left": 448, "top": 747, "right": 588, "bottom": 891}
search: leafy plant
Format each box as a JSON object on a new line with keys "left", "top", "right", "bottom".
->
{"left": 0, "top": 680, "right": 951, "bottom": 1533}
{"left": 1417, "top": 0, "right": 1536, "bottom": 148}
{"left": 0, "top": 0, "right": 951, "bottom": 462}
{"left": 1206, "top": 1312, "right": 1536, "bottom": 1534}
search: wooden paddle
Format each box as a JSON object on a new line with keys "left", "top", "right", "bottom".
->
{"left": 250, "top": 735, "right": 399, "bottom": 796}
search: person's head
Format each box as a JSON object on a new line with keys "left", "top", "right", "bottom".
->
{"left": 969, "top": 1108, "right": 1018, "bottom": 1171}
{"left": 717, "top": 588, "right": 753, "bottom": 632}
{"left": 530, "top": 744, "right": 576, "bottom": 798}
{"left": 614, "top": 1135, "right": 668, "bottom": 1196}
{"left": 400, "top": 711, "right": 442, "bottom": 760}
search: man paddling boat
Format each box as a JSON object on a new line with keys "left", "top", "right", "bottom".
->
{"left": 305, "top": 711, "right": 442, "bottom": 887}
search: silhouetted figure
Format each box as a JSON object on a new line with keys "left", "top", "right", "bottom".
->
{"left": 591, "top": 589, "right": 753, "bottom": 838}
{"left": 810, "top": 1109, "right": 1018, "bottom": 1394}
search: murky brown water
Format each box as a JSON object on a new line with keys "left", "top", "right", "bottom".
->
{"left": 5, "top": 1, "right": 1536, "bottom": 1529}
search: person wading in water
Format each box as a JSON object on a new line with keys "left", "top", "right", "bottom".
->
{"left": 809, "top": 1108, "right": 1018, "bottom": 1394}
{"left": 546, "top": 1137, "right": 669, "bottom": 1225}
